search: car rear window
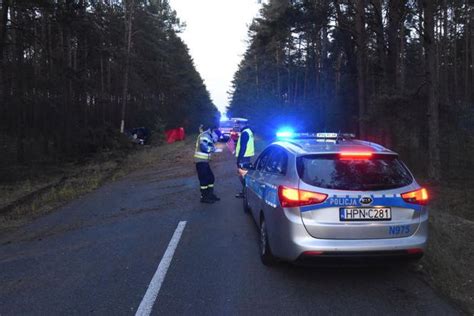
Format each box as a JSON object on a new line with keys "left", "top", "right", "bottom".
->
{"left": 297, "top": 154, "right": 413, "bottom": 191}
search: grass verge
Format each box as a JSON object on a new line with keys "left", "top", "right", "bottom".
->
{"left": 421, "top": 182, "right": 474, "bottom": 314}
{"left": 0, "top": 137, "right": 195, "bottom": 232}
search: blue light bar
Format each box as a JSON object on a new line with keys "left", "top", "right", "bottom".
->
{"left": 276, "top": 131, "right": 356, "bottom": 140}
{"left": 276, "top": 129, "right": 295, "bottom": 138}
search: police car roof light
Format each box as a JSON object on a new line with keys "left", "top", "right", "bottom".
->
{"left": 276, "top": 131, "right": 356, "bottom": 141}
{"left": 276, "top": 129, "right": 295, "bottom": 138}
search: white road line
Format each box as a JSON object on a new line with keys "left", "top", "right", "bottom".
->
{"left": 135, "top": 221, "right": 187, "bottom": 316}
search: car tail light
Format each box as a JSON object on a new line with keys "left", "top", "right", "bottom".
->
{"left": 339, "top": 152, "right": 373, "bottom": 160}
{"left": 278, "top": 186, "right": 328, "bottom": 207}
{"left": 401, "top": 188, "right": 429, "bottom": 205}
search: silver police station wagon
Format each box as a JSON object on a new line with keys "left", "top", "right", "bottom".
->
{"left": 243, "top": 132, "right": 429, "bottom": 266}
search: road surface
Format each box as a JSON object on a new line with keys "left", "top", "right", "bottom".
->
{"left": 0, "top": 143, "right": 463, "bottom": 315}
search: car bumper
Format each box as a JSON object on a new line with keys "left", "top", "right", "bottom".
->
{"left": 294, "top": 250, "right": 424, "bottom": 266}
{"left": 267, "top": 207, "right": 428, "bottom": 262}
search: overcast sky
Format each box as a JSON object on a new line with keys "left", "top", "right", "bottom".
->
{"left": 168, "top": 0, "right": 262, "bottom": 114}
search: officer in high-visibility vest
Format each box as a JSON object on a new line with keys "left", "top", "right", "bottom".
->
{"left": 194, "top": 126, "right": 220, "bottom": 204}
{"left": 235, "top": 121, "right": 255, "bottom": 198}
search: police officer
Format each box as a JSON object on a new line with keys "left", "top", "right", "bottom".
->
{"left": 194, "top": 126, "right": 220, "bottom": 204}
{"left": 235, "top": 121, "right": 255, "bottom": 198}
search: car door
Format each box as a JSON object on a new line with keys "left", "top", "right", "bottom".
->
{"left": 249, "top": 148, "right": 273, "bottom": 222}
{"left": 261, "top": 148, "right": 289, "bottom": 232}
{"left": 245, "top": 155, "right": 260, "bottom": 209}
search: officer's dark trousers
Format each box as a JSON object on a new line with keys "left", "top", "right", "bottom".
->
{"left": 237, "top": 156, "right": 251, "bottom": 189}
{"left": 195, "top": 162, "right": 215, "bottom": 196}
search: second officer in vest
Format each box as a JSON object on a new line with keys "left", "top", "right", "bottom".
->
{"left": 235, "top": 121, "right": 255, "bottom": 198}
{"left": 194, "top": 126, "right": 221, "bottom": 204}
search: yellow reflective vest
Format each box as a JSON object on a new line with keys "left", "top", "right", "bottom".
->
{"left": 194, "top": 131, "right": 214, "bottom": 162}
{"left": 235, "top": 128, "right": 255, "bottom": 158}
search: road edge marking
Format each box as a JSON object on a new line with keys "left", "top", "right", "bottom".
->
{"left": 135, "top": 221, "right": 187, "bottom": 316}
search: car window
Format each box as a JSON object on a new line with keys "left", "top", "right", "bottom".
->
{"left": 256, "top": 149, "right": 273, "bottom": 171}
{"left": 297, "top": 154, "right": 413, "bottom": 191}
{"left": 265, "top": 148, "right": 288, "bottom": 175}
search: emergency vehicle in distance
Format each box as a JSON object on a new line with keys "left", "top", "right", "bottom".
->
{"left": 218, "top": 117, "right": 248, "bottom": 142}
{"left": 243, "top": 132, "right": 429, "bottom": 266}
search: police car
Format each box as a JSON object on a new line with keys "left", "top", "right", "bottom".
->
{"left": 243, "top": 132, "right": 429, "bottom": 266}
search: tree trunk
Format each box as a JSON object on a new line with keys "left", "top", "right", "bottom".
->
{"left": 0, "top": 0, "right": 9, "bottom": 63}
{"left": 0, "top": 0, "right": 9, "bottom": 124}
{"left": 372, "top": 0, "right": 385, "bottom": 93}
{"left": 470, "top": 6, "right": 474, "bottom": 104}
{"left": 465, "top": 10, "right": 470, "bottom": 105}
{"left": 441, "top": 0, "right": 448, "bottom": 104}
{"left": 400, "top": 23, "right": 406, "bottom": 94}
{"left": 254, "top": 53, "right": 259, "bottom": 100}
{"left": 120, "top": 0, "right": 134, "bottom": 133}
{"left": 12, "top": 4, "right": 25, "bottom": 163}
{"left": 423, "top": 0, "right": 441, "bottom": 181}
{"left": 387, "top": 0, "right": 404, "bottom": 92}
{"left": 453, "top": 18, "right": 458, "bottom": 106}
{"left": 321, "top": 24, "right": 328, "bottom": 128}
{"left": 355, "top": 0, "right": 367, "bottom": 138}
{"left": 276, "top": 41, "right": 281, "bottom": 101}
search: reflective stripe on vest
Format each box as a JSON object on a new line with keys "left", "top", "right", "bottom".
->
{"left": 194, "top": 132, "right": 211, "bottom": 161}
{"left": 235, "top": 128, "right": 255, "bottom": 158}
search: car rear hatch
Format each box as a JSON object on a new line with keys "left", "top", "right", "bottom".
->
{"left": 296, "top": 153, "right": 425, "bottom": 240}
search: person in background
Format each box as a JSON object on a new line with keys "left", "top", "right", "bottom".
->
{"left": 212, "top": 126, "right": 222, "bottom": 142}
{"left": 235, "top": 121, "right": 255, "bottom": 198}
{"left": 194, "top": 125, "right": 220, "bottom": 204}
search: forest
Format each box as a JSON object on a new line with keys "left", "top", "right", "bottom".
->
{"left": 0, "top": 0, "right": 218, "bottom": 165}
{"left": 228, "top": 0, "right": 473, "bottom": 180}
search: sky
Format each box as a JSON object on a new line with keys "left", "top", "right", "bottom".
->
{"left": 168, "top": 0, "right": 263, "bottom": 114}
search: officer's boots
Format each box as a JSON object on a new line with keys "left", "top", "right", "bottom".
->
{"left": 208, "top": 187, "right": 220, "bottom": 201}
{"left": 200, "top": 189, "right": 215, "bottom": 204}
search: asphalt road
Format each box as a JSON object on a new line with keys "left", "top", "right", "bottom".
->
{"left": 0, "top": 144, "right": 463, "bottom": 315}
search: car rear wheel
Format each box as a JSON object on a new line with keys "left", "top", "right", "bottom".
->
{"left": 260, "top": 217, "right": 277, "bottom": 266}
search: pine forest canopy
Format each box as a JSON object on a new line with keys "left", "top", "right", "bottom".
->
{"left": 0, "top": 0, "right": 218, "bottom": 163}
{"left": 228, "top": 0, "right": 474, "bottom": 180}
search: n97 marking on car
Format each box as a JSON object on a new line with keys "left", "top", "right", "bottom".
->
{"left": 388, "top": 225, "right": 410, "bottom": 235}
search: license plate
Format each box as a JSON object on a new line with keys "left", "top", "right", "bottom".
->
{"left": 340, "top": 207, "right": 391, "bottom": 221}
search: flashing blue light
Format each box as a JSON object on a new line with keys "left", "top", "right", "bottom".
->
{"left": 276, "top": 128, "right": 295, "bottom": 138}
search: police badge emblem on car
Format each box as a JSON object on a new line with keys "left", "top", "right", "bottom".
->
{"left": 360, "top": 196, "right": 373, "bottom": 205}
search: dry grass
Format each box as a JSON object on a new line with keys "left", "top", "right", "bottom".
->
{"left": 112, "top": 137, "right": 194, "bottom": 179}
{"left": 0, "top": 138, "right": 195, "bottom": 231}
{"left": 0, "top": 160, "right": 118, "bottom": 229}
{"left": 421, "top": 182, "right": 474, "bottom": 314}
